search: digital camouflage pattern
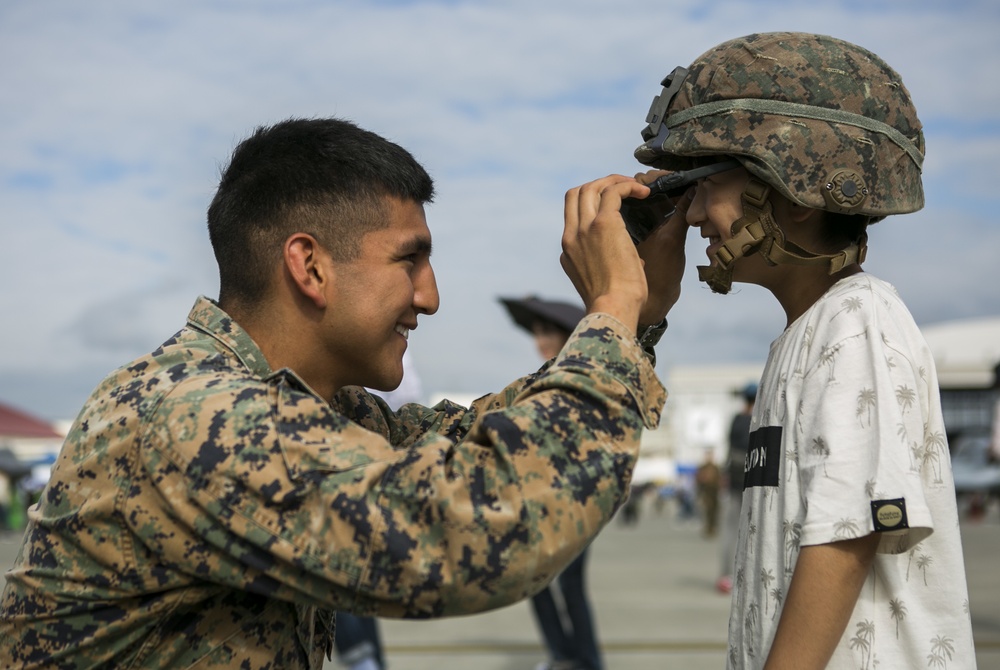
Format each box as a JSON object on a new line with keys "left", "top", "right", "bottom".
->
{"left": 635, "top": 32, "right": 925, "bottom": 218}
{"left": 0, "top": 297, "right": 664, "bottom": 669}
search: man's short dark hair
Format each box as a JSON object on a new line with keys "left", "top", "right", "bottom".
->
{"left": 208, "top": 117, "right": 435, "bottom": 307}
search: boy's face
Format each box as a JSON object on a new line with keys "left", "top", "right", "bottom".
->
{"left": 685, "top": 165, "right": 771, "bottom": 287}
{"left": 320, "top": 196, "right": 439, "bottom": 392}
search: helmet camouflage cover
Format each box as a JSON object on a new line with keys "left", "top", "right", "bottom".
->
{"left": 634, "top": 32, "right": 925, "bottom": 219}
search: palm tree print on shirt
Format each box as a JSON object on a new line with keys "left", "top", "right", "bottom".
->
{"left": 770, "top": 588, "right": 783, "bottom": 620}
{"left": 896, "top": 384, "right": 917, "bottom": 414}
{"left": 922, "top": 431, "right": 948, "bottom": 484}
{"left": 889, "top": 598, "right": 907, "bottom": 638}
{"left": 927, "top": 634, "right": 955, "bottom": 668}
{"left": 782, "top": 519, "right": 802, "bottom": 567}
{"left": 785, "top": 447, "right": 798, "bottom": 482}
{"left": 832, "top": 296, "right": 864, "bottom": 320}
{"left": 818, "top": 342, "right": 845, "bottom": 382}
{"left": 834, "top": 517, "right": 862, "bottom": 540}
{"left": 793, "top": 325, "right": 814, "bottom": 375}
{"left": 916, "top": 553, "right": 933, "bottom": 586}
{"left": 849, "top": 619, "right": 876, "bottom": 670}
{"left": 857, "top": 387, "right": 876, "bottom": 427}
{"left": 811, "top": 436, "right": 830, "bottom": 476}
{"left": 776, "top": 373, "right": 788, "bottom": 421}
{"left": 902, "top": 424, "right": 920, "bottom": 471}
{"left": 865, "top": 478, "right": 877, "bottom": 499}
{"left": 745, "top": 603, "right": 759, "bottom": 659}
{"left": 760, "top": 568, "right": 775, "bottom": 615}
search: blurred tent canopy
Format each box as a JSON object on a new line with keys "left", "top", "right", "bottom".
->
{"left": 0, "top": 401, "right": 62, "bottom": 477}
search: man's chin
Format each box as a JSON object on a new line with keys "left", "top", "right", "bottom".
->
{"left": 365, "top": 369, "right": 404, "bottom": 393}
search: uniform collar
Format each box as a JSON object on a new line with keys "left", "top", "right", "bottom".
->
{"left": 185, "top": 296, "right": 274, "bottom": 379}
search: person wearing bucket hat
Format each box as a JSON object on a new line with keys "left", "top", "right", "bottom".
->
{"left": 716, "top": 382, "right": 758, "bottom": 596}
{"left": 500, "top": 295, "right": 604, "bottom": 670}
{"left": 499, "top": 296, "right": 587, "bottom": 360}
{"left": 630, "top": 32, "right": 974, "bottom": 668}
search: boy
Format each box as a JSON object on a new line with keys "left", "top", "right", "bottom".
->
{"left": 626, "top": 32, "right": 974, "bottom": 668}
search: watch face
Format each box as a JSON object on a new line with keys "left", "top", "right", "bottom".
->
{"left": 638, "top": 321, "right": 667, "bottom": 363}
{"left": 641, "top": 319, "right": 667, "bottom": 342}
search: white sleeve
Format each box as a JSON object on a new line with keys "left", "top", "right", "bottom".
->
{"left": 794, "top": 307, "right": 936, "bottom": 554}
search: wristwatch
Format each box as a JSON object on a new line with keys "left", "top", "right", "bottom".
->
{"left": 637, "top": 317, "right": 668, "bottom": 366}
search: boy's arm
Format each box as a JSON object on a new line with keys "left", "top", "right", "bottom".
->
{"left": 763, "top": 533, "right": 880, "bottom": 669}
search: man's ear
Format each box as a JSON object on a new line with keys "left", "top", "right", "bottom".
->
{"left": 284, "top": 233, "right": 330, "bottom": 309}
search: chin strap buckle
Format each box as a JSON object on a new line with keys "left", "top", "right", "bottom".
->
{"left": 696, "top": 179, "right": 774, "bottom": 294}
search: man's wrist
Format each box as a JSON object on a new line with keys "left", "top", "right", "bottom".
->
{"left": 587, "top": 296, "right": 642, "bottom": 336}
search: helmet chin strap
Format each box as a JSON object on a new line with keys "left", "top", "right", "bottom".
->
{"left": 697, "top": 178, "right": 868, "bottom": 294}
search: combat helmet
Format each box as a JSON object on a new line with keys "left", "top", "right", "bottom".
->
{"left": 634, "top": 32, "right": 925, "bottom": 293}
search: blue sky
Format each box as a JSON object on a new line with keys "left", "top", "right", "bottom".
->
{"left": 2, "top": 0, "right": 999, "bottom": 421}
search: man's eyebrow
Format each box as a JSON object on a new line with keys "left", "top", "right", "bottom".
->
{"left": 402, "top": 236, "right": 433, "bottom": 256}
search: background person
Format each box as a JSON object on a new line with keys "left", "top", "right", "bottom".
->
{"left": 695, "top": 449, "right": 721, "bottom": 538}
{"left": 991, "top": 362, "right": 1000, "bottom": 465}
{"left": 716, "top": 382, "right": 756, "bottom": 595}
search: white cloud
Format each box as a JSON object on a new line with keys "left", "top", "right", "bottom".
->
{"left": 1, "top": 0, "right": 998, "bottom": 419}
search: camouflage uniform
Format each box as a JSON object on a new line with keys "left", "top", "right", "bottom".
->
{"left": 0, "top": 297, "right": 664, "bottom": 669}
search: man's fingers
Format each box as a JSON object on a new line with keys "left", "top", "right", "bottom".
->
{"left": 671, "top": 186, "right": 695, "bottom": 217}
{"left": 561, "top": 174, "right": 651, "bottom": 329}
{"left": 564, "top": 175, "right": 646, "bottom": 245}
{"left": 633, "top": 169, "right": 669, "bottom": 187}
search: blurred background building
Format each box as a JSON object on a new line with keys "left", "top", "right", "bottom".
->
{"left": 921, "top": 316, "right": 1000, "bottom": 440}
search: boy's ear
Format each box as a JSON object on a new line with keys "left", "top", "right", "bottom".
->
{"left": 787, "top": 200, "right": 823, "bottom": 225}
{"left": 284, "top": 233, "right": 330, "bottom": 309}
{"left": 772, "top": 194, "right": 822, "bottom": 231}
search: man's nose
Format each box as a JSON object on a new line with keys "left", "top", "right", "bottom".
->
{"left": 415, "top": 263, "right": 440, "bottom": 316}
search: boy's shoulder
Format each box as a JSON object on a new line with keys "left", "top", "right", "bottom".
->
{"left": 809, "top": 273, "right": 908, "bottom": 322}
{"left": 798, "top": 273, "right": 927, "bottom": 356}
{"left": 821, "top": 272, "right": 898, "bottom": 301}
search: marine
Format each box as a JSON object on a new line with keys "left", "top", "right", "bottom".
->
{"left": 0, "top": 117, "right": 685, "bottom": 668}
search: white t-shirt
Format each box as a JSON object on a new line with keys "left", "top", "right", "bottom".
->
{"left": 727, "top": 274, "right": 976, "bottom": 669}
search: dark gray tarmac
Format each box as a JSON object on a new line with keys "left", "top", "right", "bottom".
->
{"left": 2, "top": 498, "right": 997, "bottom": 669}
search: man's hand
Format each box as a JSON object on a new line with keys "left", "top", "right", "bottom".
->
{"left": 561, "top": 175, "right": 650, "bottom": 334}
{"left": 633, "top": 169, "right": 690, "bottom": 327}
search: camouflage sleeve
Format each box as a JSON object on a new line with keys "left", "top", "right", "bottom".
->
{"left": 334, "top": 313, "right": 661, "bottom": 447}
{"left": 332, "top": 366, "right": 549, "bottom": 448}
{"left": 134, "top": 312, "right": 664, "bottom": 618}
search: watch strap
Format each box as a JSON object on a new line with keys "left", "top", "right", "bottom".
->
{"left": 637, "top": 317, "right": 668, "bottom": 366}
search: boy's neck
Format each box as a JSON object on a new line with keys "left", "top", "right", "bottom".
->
{"left": 773, "top": 265, "right": 865, "bottom": 328}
